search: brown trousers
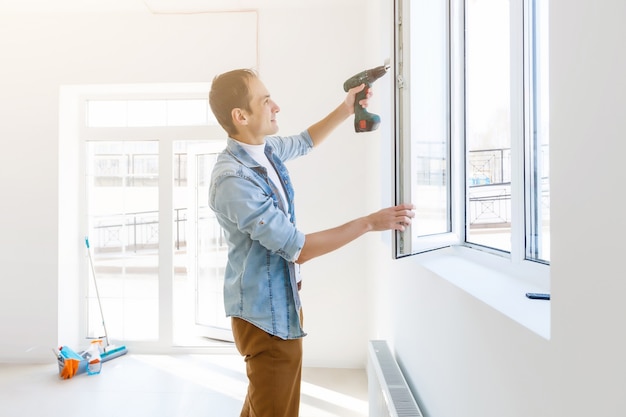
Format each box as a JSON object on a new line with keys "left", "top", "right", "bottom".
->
{"left": 232, "top": 315, "right": 303, "bottom": 417}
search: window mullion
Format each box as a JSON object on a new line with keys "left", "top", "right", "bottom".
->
{"left": 509, "top": 0, "right": 526, "bottom": 263}
{"left": 451, "top": 0, "right": 466, "bottom": 244}
{"left": 159, "top": 139, "right": 174, "bottom": 348}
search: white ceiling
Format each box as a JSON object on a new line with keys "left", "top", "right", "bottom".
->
{"left": 0, "top": 0, "right": 146, "bottom": 12}
{"left": 0, "top": 0, "right": 347, "bottom": 13}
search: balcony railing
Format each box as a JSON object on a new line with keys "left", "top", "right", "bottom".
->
{"left": 414, "top": 146, "right": 549, "bottom": 228}
{"left": 90, "top": 208, "right": 187, "bottom": 252}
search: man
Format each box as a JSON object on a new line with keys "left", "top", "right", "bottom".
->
{"left": 208, "top": 68, "right": 414, "bottom": 417}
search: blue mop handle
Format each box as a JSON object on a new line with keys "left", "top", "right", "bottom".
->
{"left": 84, "top": 236, "right": 110, "bottom": 349}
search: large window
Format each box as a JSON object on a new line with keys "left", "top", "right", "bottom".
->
{"left": 81, "top": 87, "right": 232, "bottom": 350}
{"left": 394, "top": 0, "right": 550, "bottom": 265}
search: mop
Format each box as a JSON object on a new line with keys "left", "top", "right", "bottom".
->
{"left": 56, "top": 237, "right": 128, "bottom": 378}
{"left": 84, "top": 236, "right": 129, "bottom": 362}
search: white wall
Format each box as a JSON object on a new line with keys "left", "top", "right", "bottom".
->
{"left": 4, "top": 2, "right": 624, "bottom": 415}
{"left": 0, "top": 1, "right": 382, "bottom": 367}
{"left": 0, "top": 9, "right": 257, "bottom": 361}
{"left": 372, "top": 1, "right": 626, "bottom": 417}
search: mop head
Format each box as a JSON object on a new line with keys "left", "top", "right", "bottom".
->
{"left": 101, "top": 345, "right": 128, "bottom": 362}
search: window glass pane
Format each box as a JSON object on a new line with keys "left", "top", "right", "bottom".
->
{"left": 87, "top": 100, "right": 127, "bottom": 127}
{"left": 167, "top": 99, "right": 208, "bottom": 126}
{"left": 410, "top": 0, "right": 449, "bottom": 237}
{"left": 128, "top": 100, "right": 168, "bottom": 127}
{"left": 86, "top": 141, "right": 159, "bottom": 341}
{"left": 527, "top": 0, "right": 550, "bottom": 262}
{"left": 86, "top": 99, "right": 216, "bottom": 127}
{"left": 465, "top": 0, "right": 512, "bottom": 252}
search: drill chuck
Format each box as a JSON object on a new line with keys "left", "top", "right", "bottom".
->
{"left": 343, "top": 64, "right": 390, "bottom": 133}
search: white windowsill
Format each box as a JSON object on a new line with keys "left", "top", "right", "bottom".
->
{"left": 415, "top": 246, "right": 551, "bottom": 339}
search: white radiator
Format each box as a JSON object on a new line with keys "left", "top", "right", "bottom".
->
{"left": 368, "top": 340, "right": 423, "bottom": 417}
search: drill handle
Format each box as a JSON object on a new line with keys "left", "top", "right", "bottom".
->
{"left": 353, "top": 83, "right": 369, "bottom": 119}
{"left": 353, "top": 83, "right": 381, "bottom": 133}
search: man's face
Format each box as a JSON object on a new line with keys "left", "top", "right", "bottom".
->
{"left": 242, "top": 76, "right": 281, "bottom": 141}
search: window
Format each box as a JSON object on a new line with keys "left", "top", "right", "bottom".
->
{"left": 80, "top": 85, "right": 232, "bottom": 349}
{"left": 394, "top": 0, "right": 550, "bottom": 265}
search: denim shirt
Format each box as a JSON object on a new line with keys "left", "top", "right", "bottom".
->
{"left": 208, "top": 131, "right": 314, "bottom": 339}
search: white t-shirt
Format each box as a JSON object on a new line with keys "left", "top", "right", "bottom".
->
{"left": 236, "top": 141, "right": 289, "bottom": 215}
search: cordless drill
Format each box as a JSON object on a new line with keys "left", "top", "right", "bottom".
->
{"left": 343, "top": 64, "right": 390, "bottom": 133}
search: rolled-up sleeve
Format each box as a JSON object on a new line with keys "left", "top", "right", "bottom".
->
{"left": 266, "top": 130, "right": 313, "bottom": 162}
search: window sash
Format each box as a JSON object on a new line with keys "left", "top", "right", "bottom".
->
{"left": 393, "top": 0, "right": 550, "bottom": 266}
{"left": 393, "top": 0, "right": 456, "bottom": 257}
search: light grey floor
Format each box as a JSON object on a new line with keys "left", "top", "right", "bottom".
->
{"left": 0, "top": 353, "right": 368, "bottom": 417}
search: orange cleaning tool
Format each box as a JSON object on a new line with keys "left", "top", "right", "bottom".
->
{"left": 58, "top": 346, "right": 83, "bottom": 379}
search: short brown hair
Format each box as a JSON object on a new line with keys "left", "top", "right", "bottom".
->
{"left": 209, "top": 68, "right": 257, "bottom": 136}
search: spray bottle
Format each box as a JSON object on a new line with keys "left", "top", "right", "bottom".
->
{"left": 85, "top": 340, "right": 102, "bottom": 375}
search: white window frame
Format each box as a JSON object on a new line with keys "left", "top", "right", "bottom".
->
{"left": 393, "top": 0, "right": 550, "bottom": 282}
{"left": 76, "top": 83, "right": 231, "bottom": 353}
